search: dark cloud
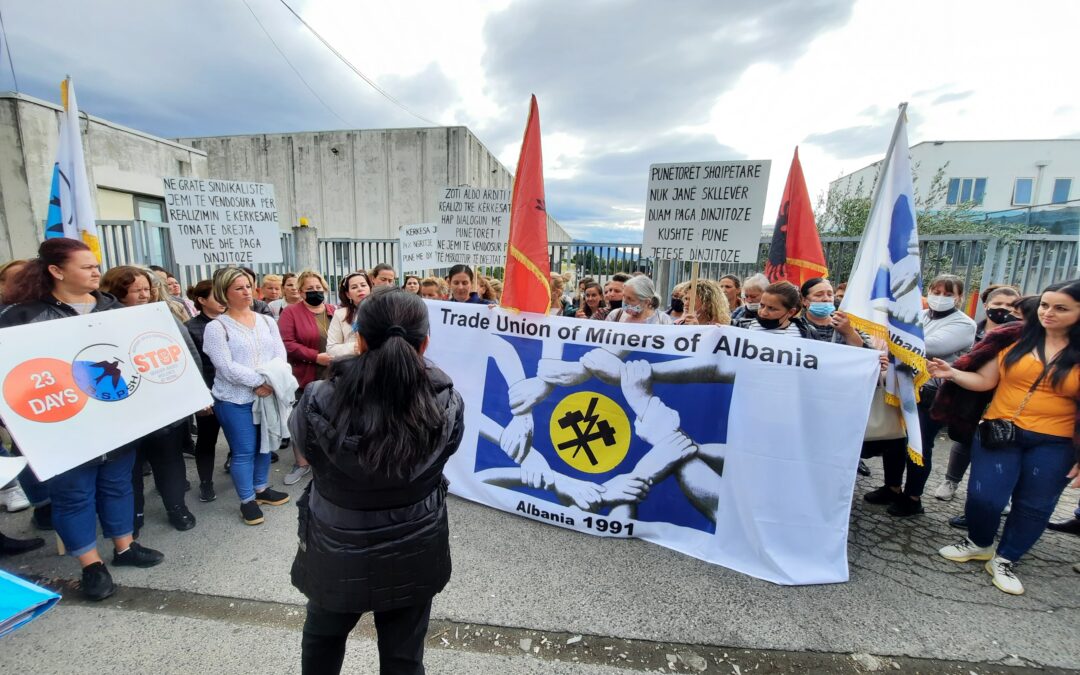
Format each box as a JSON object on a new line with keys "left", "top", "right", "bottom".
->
{"left": 482, "top": 0, "right": 855, "bottom": 142}
{"left": 932, "top": 90, "right": 974, "bottom": 105}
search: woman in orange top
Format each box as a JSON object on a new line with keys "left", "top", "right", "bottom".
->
{"left": 929, "top": 280, "right": 1080, "bottom": 596}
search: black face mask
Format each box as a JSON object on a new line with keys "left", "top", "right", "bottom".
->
{"left": 304, "top": 291, "right": 325, "bottom": 306}
{"left": 986, "top": 308, "right": 1019, "bottom": 325}
{"left": 756, "top": 316, "right": 783, "bottom": 330}
{"left": 670, "top": 297, "right": 685, "bottom": 313}
{"left": 608, "top": 299, "right": 622, "bottom": 310}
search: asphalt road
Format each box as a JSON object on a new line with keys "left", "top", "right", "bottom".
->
{"left": 1, "top": 436, "right": 1078, "bottom": 674}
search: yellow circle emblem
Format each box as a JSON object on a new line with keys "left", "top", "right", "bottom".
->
{"left": 549, "top": 391, "right": 631, "bottom": 474}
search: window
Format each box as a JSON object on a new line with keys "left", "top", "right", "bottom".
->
{"left": 1052, "top": 178, "right": 1072, "bottom": 204}
{"left": 135, "top": 197, "right": 166, "bottom": 223}
{"left": 1013, "top": 178, "right": 1034, "bottom": 206}
{"left": 946, "top": 177, "right": 987, "bottom": 206}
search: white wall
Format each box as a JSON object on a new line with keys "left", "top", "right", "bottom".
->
{"left": 828, "top": 139, "right": 1080, "bottom": 212}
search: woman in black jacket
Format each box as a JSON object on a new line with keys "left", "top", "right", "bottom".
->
{"left": 289, "top": 286, "right": 464, "bottom": 675}
{"left": 186, "top": 279, "right": 224, "bottom": 503}
{"left": 0, "top": 239, "right": 164, "bottom": 601}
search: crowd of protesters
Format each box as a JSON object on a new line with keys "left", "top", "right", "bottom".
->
{"left": 1, "top": 240, "right": 1079, "bottom": 671}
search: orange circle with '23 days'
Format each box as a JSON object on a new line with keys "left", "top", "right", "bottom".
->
{"left": 3, "top": 357, "right": 88, "bottom": 423}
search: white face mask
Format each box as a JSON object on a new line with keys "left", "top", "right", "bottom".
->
{"left": 744, "top": 302, "right": 761, "bottom": 312}
{"left": 927, "top": 294, "right": 956, "bottom": 312}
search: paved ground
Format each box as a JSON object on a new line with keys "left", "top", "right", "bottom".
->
{"left": 1, "top": 436, "right": 1078, "bottom": 674}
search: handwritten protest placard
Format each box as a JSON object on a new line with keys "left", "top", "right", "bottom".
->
{"left": 433, "top": 186, "right": 509, "bottom": 266}
{"left": 399, "top": 223, "right": 438, "bottom": 273}
{"left": 642, "top": 161, "right": 771, "bottom": 264}
{"left": 163, "top": 177, "right": 283, "bottom": 265}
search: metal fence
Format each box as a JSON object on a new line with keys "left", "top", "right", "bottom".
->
{"left": 92, "top": 221, "right": 1078, "bottom": 310}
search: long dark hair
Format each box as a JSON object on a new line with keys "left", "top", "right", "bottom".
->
{"left": 580, "top": 282, "right": 606, "bottom": 317}
{"left": 4, "top": 238, "right": 91, "bottom": 305}
{"left": 1003, "top": 280, "right": 1080, "bottom": 390}
{"left": 338, "top": 271, "right": 372, "bottom": 325}
{"left": 328, "top": 286, "right": 445, "bottom": 476}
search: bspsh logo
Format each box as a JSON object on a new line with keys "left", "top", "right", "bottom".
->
{"left": 72, "top": 343, "right": 141, "bottom": 402}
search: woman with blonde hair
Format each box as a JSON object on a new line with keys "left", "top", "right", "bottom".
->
{"left": 201, "top": 267, "right": 292, "bottom": 525}
{"left": 676, "top": 279, "right": 731, "bottom": 326}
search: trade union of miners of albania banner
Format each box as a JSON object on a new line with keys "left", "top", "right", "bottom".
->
{"left": 425, "top": 301, "right": 880, "bottom": 585}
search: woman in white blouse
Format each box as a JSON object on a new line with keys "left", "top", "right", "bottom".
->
{"left": 327, "top": 271, "right": 372, "bottom": 360}
{"left": 201, "top": 267, "right": 292, "bottom": 526}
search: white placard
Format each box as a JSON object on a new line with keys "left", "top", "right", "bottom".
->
{"left": 642, "top": 160, "right": 771, "bottom": 264}
{"left": 399, "top": 223, "right": 439, "bottom": 273}
{"left": 163, "top": 177, "right": 283, "bottom": 265}
{"left": 433, "top": 186, "right": 509, "bottom": 267}
{"left": 0, "top": 304, "right": 213, "bottom": 480}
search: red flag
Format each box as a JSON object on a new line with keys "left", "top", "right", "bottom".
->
{"left": 501, "top": 95, "right": 551, "bottom": 314}
{"left": 765, "top": 147, "right": 828, "bottom": 286}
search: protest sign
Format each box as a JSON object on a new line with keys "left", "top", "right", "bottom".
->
{"left": 433, "top": 186, "right": 509, "bottom": 266}
{"left": 642, "top": 161, "right": 771, "bottom": 264}
{"left": 163, "top": 177, "right": 283, "bottom": 265}
{"left": 399, "top": 223, "right": 439, "bottom": 273}
{"left": 0, "top": 303, "right": 212, "bottom": 480}
{"left": 425, "top": 303, "right": 879, "bottom": 585}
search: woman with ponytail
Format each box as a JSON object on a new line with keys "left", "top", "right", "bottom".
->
{"left": 289, "top": 286, "right": 464, "bottom": 674}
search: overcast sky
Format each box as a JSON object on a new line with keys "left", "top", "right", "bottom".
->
{"left": 3, "top": 0, "right": 1078, "bottom": 241}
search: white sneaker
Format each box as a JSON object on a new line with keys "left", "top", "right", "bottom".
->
{"left": 985, "top": 556, "right": 1024, "bottom": 595}
{"left": 939, "top": 537, "right": 995, "bottom": 562}
{"left": 0, "top": 484, "right": 30, "bottom": 512}
{"left": 1002, "top": 500, "right": 1012, "bottom": 515}
{"left": 933, "top": 480, "right": 959, "bottom": 501}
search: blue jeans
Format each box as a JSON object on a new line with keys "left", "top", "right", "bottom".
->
{"left": 47, "top": 449, "right": 136, "bottom": 557}
{"left": 965, "top": 427, "right": 1075, "bottom": 561}
{"left": 214, "top": 400, "right": 269, "bottom": 503}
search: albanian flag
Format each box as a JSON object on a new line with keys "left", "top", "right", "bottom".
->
{"left": 501, "top": 95, "right": 551, "bottom": 314}
{"left": 765, "top": 147, "right": 827, "bottom": 285}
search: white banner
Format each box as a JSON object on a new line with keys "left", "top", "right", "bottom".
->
{"left": 426, "top": 302, "right": 879, "bottom": 585}
{"left": 0, "top": 304, "right": 212, "bottom": 480}
{"left": 642, "top": 160, "right": 771, "bottom": 264}
{"left": 399, "top": 223, "right": 439, "bottom": 273}
{"left": 163, "top": 177, "right": 283, "bottom": 265}
{"left": 433, "top": 186, "right": 509, "bottom": 267}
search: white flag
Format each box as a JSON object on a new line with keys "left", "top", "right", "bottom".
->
{"left": 44, "top": 77, "right": 100, "bottom": 260}
{"left": 839, "top": 104, "right": 927, "bottom": 465}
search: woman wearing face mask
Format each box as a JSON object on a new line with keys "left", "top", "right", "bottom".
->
{"left": 799, "top": 278, "right": 865, "bottom": 347}
{"left": 933, "top": 287, "right": 1022, "bottom": 503}
{"left": 101, "top": 266, "right": 200, "bottom": 535}
{"left": 606, "top": 276, "right": 673, "bottom": 325}
{"left": 744, "top": 281, "right": 819, "bottom": 338}
{"left": 604, "top": 273, "right": 630, "bottom": 311}
{"left": 731, "top": 273, "right": 768, "bottom": 325}
{"left": 864, "top": 274, "right": 976, "bottom": 517}
{"left": 446, "top": 265, "right": 493, "bottom": 304}
{"left": 574, "top": 282, "right": 609, "bottom": 321}
{"left": 327, "top": 271, "right": 372, "bottom": 360}
{"left": 279, "top": 271, "right": 337, "bottom": 486}
{"left": 667, "top": 282, "right": 690, "bottom": 321}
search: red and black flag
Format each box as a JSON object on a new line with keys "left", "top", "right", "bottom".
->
{"left": 765, "top": 147, "right": 827, "bottom": 285}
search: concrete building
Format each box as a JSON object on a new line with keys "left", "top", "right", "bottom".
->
{"left": 0, "top": 92, "right": 208, "bottom": 261}
{"left": 177, "top": 128, "right": 571, "bottom": 243}
{"left": 828, "top": 139, "right": 1080, "bottom": 232}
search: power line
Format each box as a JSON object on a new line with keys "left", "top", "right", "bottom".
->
{"left": 241, "top": 0, "right": 349, "bottom": 127}
{"left": 276, "top": 0, "right": 440, "bottom": 127}
{"left": 0, "top": 4, "right": 19, "bottom": 92}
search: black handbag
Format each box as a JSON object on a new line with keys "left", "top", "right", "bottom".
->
{"left": 978, "top": 345, "right": 1052, "bottom": 449}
